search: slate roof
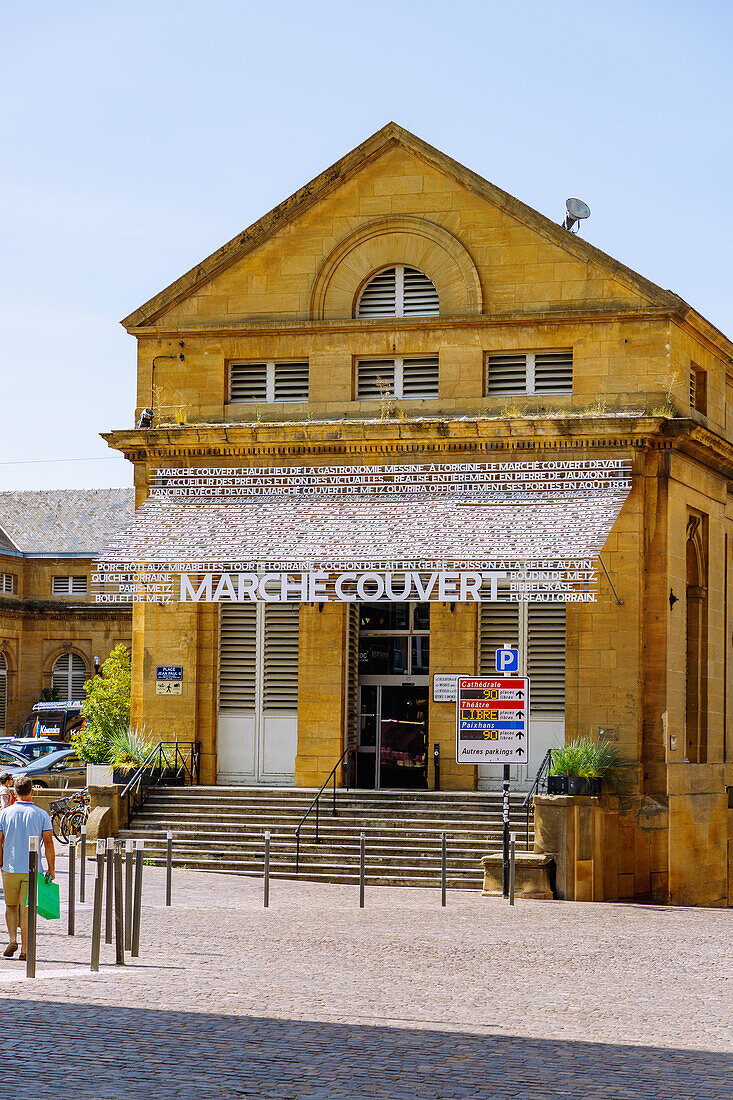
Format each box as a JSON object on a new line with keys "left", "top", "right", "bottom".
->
{"left": 0, "top": 489, "right": 135, "bottom": 555}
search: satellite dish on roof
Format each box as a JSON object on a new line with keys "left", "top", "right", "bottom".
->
{"left": 563, "top": 197, "right": 591, "bottom": 233}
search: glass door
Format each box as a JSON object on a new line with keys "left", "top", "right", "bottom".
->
{"left": 357, "top": 603, "right": 430, "bottom": 789}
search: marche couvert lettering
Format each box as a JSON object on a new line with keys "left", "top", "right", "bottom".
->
{"left": 92, "top": 459, "right": 631, "bottom": 605}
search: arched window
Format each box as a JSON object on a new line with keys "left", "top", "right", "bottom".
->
{"left": 51, "top": 653, "right": 87, "bottom": 700}
{"left": 0, "top": 653, "right": 7, "bottom": 735}
{"left": 685, "top": 516, "right": 708, "bottom": 763}
{"left": 356, "top": 266, "right": 439, "bottom": 318}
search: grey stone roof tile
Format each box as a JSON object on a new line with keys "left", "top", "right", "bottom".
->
{"left": 0, "top": 488, "right": 135, "bottom": 554}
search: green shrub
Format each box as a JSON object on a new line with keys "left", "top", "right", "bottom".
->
{"left": 73, "top": 644, "right": 131, "bottom": 763}
{"left": 109, "top": 726, "right": 155, "bottom": 774}
{"left": 549, "top": 736, "right": 622, "bottom": 779}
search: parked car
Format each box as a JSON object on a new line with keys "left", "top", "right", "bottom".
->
{"left": 0, "top": 738, "right": 69, "bottom": 761}
{"left": 4, "top": 748, "right": 86, "bottom": 789}
{"left": 18, "top": 700, "right": 85, "bottom": 740}
{"left": 0, "top": 746, "right": 33, "bottom": 770}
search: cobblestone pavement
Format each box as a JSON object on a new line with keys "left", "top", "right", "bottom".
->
{"left": 0, "top": 854, "right": 730, "bottom": 1098}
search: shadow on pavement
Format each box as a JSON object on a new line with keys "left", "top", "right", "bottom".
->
{"left": 6, "top": 999, "right": 730, "bottom": 1099}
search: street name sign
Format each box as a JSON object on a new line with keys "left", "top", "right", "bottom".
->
{"left": 156, "top": 665, "right": 183, "bottom": 695}
{"left": 456, "top": 676, "right": 530, "bottom": 763}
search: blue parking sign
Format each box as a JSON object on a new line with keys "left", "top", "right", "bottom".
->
{"left": 495, "top": 648, "right": 519, "bottom": 674}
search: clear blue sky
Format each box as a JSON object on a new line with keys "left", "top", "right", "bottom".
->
{"left": 2, "top": 0, "right": 731, "bottom": 490}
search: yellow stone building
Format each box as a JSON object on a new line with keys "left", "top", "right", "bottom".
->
{"left": 105, "top": 124, "right": 732, "bottom": 907}
{"left": 0, "top": 489, "right": 133, "bottom": 734}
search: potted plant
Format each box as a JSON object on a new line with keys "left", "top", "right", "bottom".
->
{"left": 109, "top": 727, "right": 156, "bottom": 783}
{"left": 72, "top": 644, "right": 132, "bottom": 785}
{"left": 547, "top": 736, "right": 622, "bottom": 796}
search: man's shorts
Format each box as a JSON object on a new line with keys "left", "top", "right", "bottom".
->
{"left": 2, "top": 872, "right": 29, "bottom": 907}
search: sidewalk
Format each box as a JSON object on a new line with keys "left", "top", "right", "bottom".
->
{"left": 0, "top": 852, "right": 730, "bottom": 1098}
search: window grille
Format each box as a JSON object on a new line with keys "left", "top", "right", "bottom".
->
{"left": 263, "top": 604, "right": 299, "bottom": 712}
{"left": 229, "top": 361, "right": 308, "bottom": 403}
{"left": 356, "top": 266, "right": 439, "bottom": 318}
{"left": 486, "top": 351, "right": 572, "bottom": 396}
{"left": 480, "top": 603, "right": 565, "bottom": 715}
{"left": 690, "top": 365, "right": 707, "bottom": 415}
{"left": 219, "top": 604, "right": 257, "bottom": 711}
{"left": 51, "top": 653, "right": 87, "bottom": 699}
{"left": 52, "top": 576, "right": 88, "bottom": 595}
{"left": 357, "top": 356, "right": 439, "bottom": 400}
{"left": 0, "top": 574, "right": 16, "bottom": 594}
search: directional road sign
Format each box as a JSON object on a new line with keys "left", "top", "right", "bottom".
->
{"left": 456, "top": 676, "right": 530, "bottom": 763}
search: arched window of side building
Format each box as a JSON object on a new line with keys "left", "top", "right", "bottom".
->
{"left": 356, "top": 266, "right": 439, "bottom": 318}
{"left": 51, "top": 652, "right": 88, "bottom": 700}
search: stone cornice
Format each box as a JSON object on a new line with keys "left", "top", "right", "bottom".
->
{"left": 100, "top": 414, "right": 733, "bottom": 484}
{"left": 0, "top": 598, "right": 131, "bottom": 621}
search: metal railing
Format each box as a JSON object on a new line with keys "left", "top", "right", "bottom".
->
{"left": 295, "top": 748, "right": 353, "bottom": 874}
{"left": 121, "top": 741, "right": 200, "bottom": 823}
{"left": 521, "top": 747, "right": 553, "bottom": 851}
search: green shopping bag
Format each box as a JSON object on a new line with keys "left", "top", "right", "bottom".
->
{"left": 25, "top": 874, "right": 60, "bottom": 920}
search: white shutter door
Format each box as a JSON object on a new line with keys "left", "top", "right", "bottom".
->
{"left": 219, "top": 605, "right": 257, "bottom": 711}
{"left": 357, "top": 359, "right": 395, "bottom": 400}
{"left": 230, "top": 363, "right": 268, "bottom": 402}
{"left": 52, "top": 577, "right": 70, "bottom": 595}
{"left": 71, "top": 576, "right": 88, "bottom": 594}
{"left": 402, "top": 267, "right": 439, "bottom": 315}
{"left": 527, "top": 605, "right": 565, "bottom": 713}
{"left": 357, "top": 268, "right": 397, "bottom": 317}
{"left": 402, "top": 357, "right": 439, "bottom": 399}
{"left": 480, "top": 604, "right": 520, "bottom": 673}
{"left": 263, "top": 604, "right": 299, "bottom": 712}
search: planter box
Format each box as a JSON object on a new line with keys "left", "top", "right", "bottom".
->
{"left": 86, "top": 764, "right": 113, "bottom": 786}
{"left": 547, "top": 775, "right": 602, "bottom": 797}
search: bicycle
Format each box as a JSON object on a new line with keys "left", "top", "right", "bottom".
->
{"left": 61, "top": 789, "right": 90, "bottom": 841}
{"left": 49, "top": 796, "right": 72, "bottom": 842}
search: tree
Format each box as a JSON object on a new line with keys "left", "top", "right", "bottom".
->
{"left": 73, "top": 644, "right": 131, "bottom": 763}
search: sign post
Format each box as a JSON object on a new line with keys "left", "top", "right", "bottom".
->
{"left": 456, "top": 655, "right": 529, "bottom": 898}
{"left": 156, "top": 666, "right": 183, "bottom": 695}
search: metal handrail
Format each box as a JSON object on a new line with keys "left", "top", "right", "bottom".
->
{"left": 121, "top": 741, "right": 201, "bottom": 823}
{"left": 295, "top": 748, "right": 353, "bottom": 874}
{"left": 521, "top": 747, "right": 553, "bottom": 851}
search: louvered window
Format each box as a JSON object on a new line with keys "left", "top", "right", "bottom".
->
{"left": 486, "top": 351, "right": 573, "bottom": 396}
{"left": 1, "top": 574, "right": 16, "bottom": 594}
{"left": 219, "top": 602, "right": 299, "bottom": 715}
{"left": 263, "top": 604, "right": 299, "bottom": 712}
{"left": 356, "top": 266, "right": 439, "bottom": 318}
{"left": 480, "top": 603, "right": 565, "bottom": 715}
{"left": 219, "top": 604, "right": 257, "bottom": 711}
{"left": 527, "top": 606, "right": 565, "bottom": 711}
{"left": 690, "top": 365, "right": 707, "bottom": 415}
{"left": 357, "top": 356, "right": 439, "bottom": 400}
{"left": 51, "top": 653, "right": 87, "bottom": 699}
{"left": 0, "top": 653, "right": 6, "bottom": 735}
{"left": 52, "top": 576, "right": 88, "bottom": 595}
{"left": 229, "top": 361, "right": 308, "bottom": 404}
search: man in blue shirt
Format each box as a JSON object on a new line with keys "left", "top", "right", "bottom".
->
{"left": 0, "top": 775, "right": 55, "bottom": 961}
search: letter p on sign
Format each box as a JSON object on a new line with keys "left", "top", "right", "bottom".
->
{"left": 496, "top": 647, "right": 519, "bottom": 674}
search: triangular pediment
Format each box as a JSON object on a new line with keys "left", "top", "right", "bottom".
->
{"left": 121, "top": 122, "right": 692, "bottom": 332}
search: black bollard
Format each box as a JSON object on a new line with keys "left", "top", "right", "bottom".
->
{"left": 67, "top": 840, "right": 76, "bottom": 936}
{"left": 509, "top": 833, "right": 516, "bottom": 907}
{"left": 105, "top": 837, "right": 114, "bottom": 943}
{"left": 131, "top": 839, "right": 144, "bottom": 959}
{"left": 26, "top": 837, "right": 38, "bottom": 979}
{"left": 264, "top": 831, "right": 270, "bottom": 909}
{"left": 165, "top": 830, "right": 172, "bottom": 907}
{"left": 441, "top": 832, "right": 447, "bottom": 908}
{"left": 113, "top": 844, "right": 125, "bottom": 965}
{"left": 359, "top": 831, "right": 365, "bottom": 909}
{"left": 79, "top": 824, "right": 87, "bottom": 902}
{"left": 90, "top": 840, "right": 105, "bottom": 972}
{"left": 124, "top": 840, "right": 133, "bottom": 951}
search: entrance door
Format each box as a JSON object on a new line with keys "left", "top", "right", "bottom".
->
{"left": 357, "top": 683, "right": 428, "bottom": 789}
{"left": 356, "top": 602, "right": 430, "bottom": 789}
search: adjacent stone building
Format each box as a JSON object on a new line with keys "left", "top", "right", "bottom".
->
{"left": 0, "top": 489, "right": 134, "bottom": 734}
{"left": 103, "top": 124, "right": 732, "bottom": 907}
